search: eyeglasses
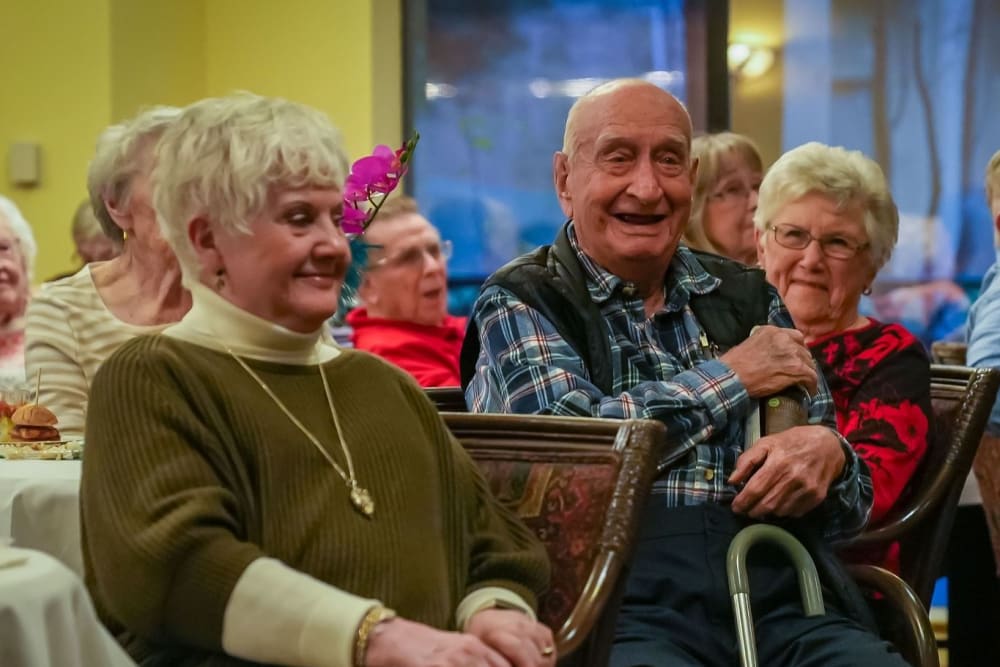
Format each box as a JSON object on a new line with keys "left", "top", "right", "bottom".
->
{"left": 370, "top": 239, "right": 453, "bottom": 270}
{"left": 708, "top": 181, "right": 758, "bottom": 205}
{"left": 767, "top": 223, "right": 869, "bottom": 260}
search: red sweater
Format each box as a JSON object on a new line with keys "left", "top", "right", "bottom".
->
{"left": 346, "top": 308, "right": 467, "bottom": 388}
{"left": 810, "top": 320, "right": 932, "bottom": 571}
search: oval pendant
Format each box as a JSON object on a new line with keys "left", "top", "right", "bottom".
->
{"left": 350, "top": 484, "right": 375, "bottom": 518}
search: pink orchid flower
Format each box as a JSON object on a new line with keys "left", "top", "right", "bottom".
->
{"left": 343, "top": 133, "right": 420, "bottom": 234}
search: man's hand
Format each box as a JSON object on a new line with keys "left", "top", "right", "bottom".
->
{"left": 728, "top": 425, "right": 847, "bottom": 518}
{"left": 720, "top": 325, "right": 818, "bottom": 397}
{"left": 465, "top": 608, "right": 557, "bottom": 667}
{"left": 365, "top": 617, "right": 512, "bottom": 667}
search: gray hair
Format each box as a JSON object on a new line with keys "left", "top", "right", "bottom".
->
{"left": 685, "top": 132, "right": 763, "bottom": 254}
{"left": 87, "top": 106, "right": 182, "bottom": 243}
{"left": 754, "top": 142, "right": 899, "bottom": 270}
{"left": 0, "top": 196, "right": 38, "bottom": 281}
{"left": 152, "top": 92, "right": 350, "bottom": 283}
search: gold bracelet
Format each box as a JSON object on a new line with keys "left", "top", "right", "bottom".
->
{"left": 353, "top": 605, "right": 397, "bottom": 667}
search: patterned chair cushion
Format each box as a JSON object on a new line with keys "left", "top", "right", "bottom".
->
{"left": 473, "top": 454, "right": 619, "bottom": 630}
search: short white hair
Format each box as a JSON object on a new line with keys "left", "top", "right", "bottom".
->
{"left": 755, "top": 142, "right": 899, "bottom": 270}
{"left": 87, "top": 106, "right": 182, "bottom": 243}
{"left": 153, "top": 92, "right": 350, "bottom": 283}
{"left": 0, "top": 196, "right": 37, "bottom": 281}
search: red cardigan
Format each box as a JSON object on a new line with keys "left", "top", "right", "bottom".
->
{"left": 810, "top": 320, "right": 932, "bottom": 571}
{"left": 346, "top": 308, "right": 467, "bottom": 388}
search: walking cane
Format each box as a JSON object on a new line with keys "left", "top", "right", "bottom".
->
{"left": 726, "top": 390, "right": 826, "bottom": 667}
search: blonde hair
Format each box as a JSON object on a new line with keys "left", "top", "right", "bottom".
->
{"left": 755, "top": 142, "right": 898, "bottom": 270}
{"left": 0, "top": 196, "right": 37, "bottom": 281}
{"left": 684, "top": 132, "right": 763, "bottom": 254}
{"left": 986, "top": 149, "right": 1000, "bottom": 217}
{"left": 71, "top": 199, "right": 109, "bottom": 243}
{"left": 153, "top": 92, "right": 350, "bottom": 283}
{"left": 87, "top": 106, "right": 182, "bottom": 243}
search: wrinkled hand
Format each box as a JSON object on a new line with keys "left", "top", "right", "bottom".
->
{"left": 720, "top": 326, "right": 818, "bottom": 397}
{"left": 466, "top": 609, "right": 557, "bottom": 667}
{"left": 728, "top": 425, "right": 846, "bottom": 518}
{"left": 365, "top": 617, "right": 511, "bottom": 667}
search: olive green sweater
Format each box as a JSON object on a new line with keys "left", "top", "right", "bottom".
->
{"left": 82, "top": 326, "right": 548, "bottom": 666}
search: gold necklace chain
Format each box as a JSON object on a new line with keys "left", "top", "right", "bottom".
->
{"left": 222, "top": 345, "right": 375, "bottom": 518}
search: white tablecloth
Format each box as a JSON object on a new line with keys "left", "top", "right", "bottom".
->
{"left": 0, "top": 547, "right": 136, "bottom": 666}
{"left": 0, "top": 461, "right": 82, "bottom": 575}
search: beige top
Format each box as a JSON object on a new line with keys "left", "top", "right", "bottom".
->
{"left": 25, "top": 265, "right": 167, "bottom": 439}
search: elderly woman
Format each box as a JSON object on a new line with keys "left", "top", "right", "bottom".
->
{"left": 683, "top": 132, "right": 763, "bottom": 265}
{"left": 26, "top": 106, "right": 190, "bottom": 439}
{"left": 81, "top": 93, "right": 553, "bottom": 667}
{"left": 72, "top": 198, "right": 120, "bottom": 264}
{"left": 0, "top": 196, "right": 37, "bottom": 382}
{"left": 755, "top": 141, "right": 932, "bottom": 570}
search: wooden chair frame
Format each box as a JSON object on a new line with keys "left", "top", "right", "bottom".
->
{"left": 443, "top": 413, "right": 670, "bottom": 665}
{"left": 842, "top": 365, "right": 1000, "bottom": 606}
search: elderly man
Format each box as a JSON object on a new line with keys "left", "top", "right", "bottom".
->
{"left": 463, "top": 79, "right": 906, "bottom": 666}
{"left": 347, "top": 195, "right": 466, "bottom": 387}
{"left": 957, "top": 148, "right": 1000, "bottom": 666}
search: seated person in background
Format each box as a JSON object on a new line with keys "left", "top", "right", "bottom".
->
{"left": 755, "top": 142, "right": 931, "bottom": 572}
{"left": 465, "top": 78, "right": 905, "bottom": 666}
{"left": 955, "top": 147, "right": 1000, "bottom": 666}
{"left": 82, "top": 93, "right": 553, "bottom": 667}
{"left": 862, "top": 279, "right": 969, "bottom": 348}
{"left": 682, "top": 131, "right": 763, "bottom": 266}
{"left": 71, "top": 198, "right": 120, "bottom": 264}
{"left": 48, "top": 200, "right": 122, "bottom": 282}
{"left": 0, "top": 196, "right": 37, "bottom": 383}
{"left": 26, "top": 106, "right": 190, "bottom": 440}
{"left": 347, "top": 195, "right": 467, "bottom": 387}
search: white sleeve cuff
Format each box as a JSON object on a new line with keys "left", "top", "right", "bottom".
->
{"left": 456, "top": 586, "right": 536, "bottom": 630}
{"left": 222, "top": 557, "right": 378, "bottom": 667}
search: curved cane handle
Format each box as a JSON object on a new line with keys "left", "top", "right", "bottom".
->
{"left": 726, "top": 524, "right": 826, "bottom": 667}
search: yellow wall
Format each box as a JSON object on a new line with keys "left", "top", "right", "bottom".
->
{"left": 0, "top": 0, "right": 398, "bottom": 282}
{"left": 729, "top": 0, "right": 785, "bottom": 167}
{"left": 0, "top": 0, "right": 113, "bottom": 281}
{"left": 109, "top": 0, "right": 207, "bottom": 121}
{"left": 204, "top": 0, "right": 401, "bottom": 161}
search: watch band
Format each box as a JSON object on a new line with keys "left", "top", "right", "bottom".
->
{"left": 353, "top": 605, "right": 397, "bottom": 667}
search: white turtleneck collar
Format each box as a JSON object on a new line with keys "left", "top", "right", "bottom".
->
{"left": 163, "top": 282, "right": 340, "bottom": 365}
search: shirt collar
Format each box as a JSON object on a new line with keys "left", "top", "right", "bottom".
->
{"left": 565, "top": 221, "right": 722, "bottom": 312}
{"left": 164, "top": 281, "right": 340, "bottom": 364}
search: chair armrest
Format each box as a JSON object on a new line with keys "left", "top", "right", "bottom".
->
{"left": 845, "top": 564, "right": 939, "bottom": 667}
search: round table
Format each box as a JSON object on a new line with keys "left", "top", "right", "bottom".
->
{"left": 0, "top": 546, "right": 136, "bottom": 666}
{"left": 0, "top": 461, "right": 82, "bottom": 574}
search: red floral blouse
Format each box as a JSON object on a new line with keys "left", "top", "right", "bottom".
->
{"left": 810, "top": 320, "right": 932, "bottom": 570}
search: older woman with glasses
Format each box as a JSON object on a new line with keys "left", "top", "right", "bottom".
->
{"left": 347, "top": 195, "right": 467, "bottom": 387}
{"left": 683, "top": 132, "right": 763, "bottom": 265}
{"left": 755, "top": 141, "right": 932, "bottom": 571}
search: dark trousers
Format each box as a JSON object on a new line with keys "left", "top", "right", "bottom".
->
{"left": 611, "top": 501, "right": 908, "bottom": 667}
{"left": 945, "top": 504, "right": 1000, "bottom": 667}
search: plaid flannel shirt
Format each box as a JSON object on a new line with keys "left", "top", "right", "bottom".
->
{"left": 467, "top": 224, "right": 872, "bottom": 540}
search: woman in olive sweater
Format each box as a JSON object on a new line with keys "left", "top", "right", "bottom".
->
{"left": 82, "top": 93, "right": 553, "bottom": 667}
